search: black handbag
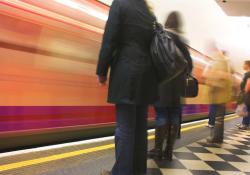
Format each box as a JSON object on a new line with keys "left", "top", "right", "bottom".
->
{"left": 182, "top": 74, "right": 199, "bottom": 98}
{"left": 150, "top": 22, "right": 188, "bottom": 83}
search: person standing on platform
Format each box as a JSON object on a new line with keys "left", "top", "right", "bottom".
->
{"left": 148, "top": 11, "right": 193, "bottom": 161}
{"left": 237, "top": 61, "right": 250, "bottom": 130}
{"left": 203, "top": 46, "right": 233, "bottom": 144}
{"left": 96, "top": 0, "right": 158, "bottom": 175}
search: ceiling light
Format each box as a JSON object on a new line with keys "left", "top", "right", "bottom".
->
{"left": 54, "top": 0, "right": 108, "bottom": 21}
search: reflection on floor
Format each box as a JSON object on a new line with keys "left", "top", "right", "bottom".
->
{"left": 147, "top": 128, "right": 250, "bottom": 175}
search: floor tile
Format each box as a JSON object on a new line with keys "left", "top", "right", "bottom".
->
{"left": 147, "top": 168, "right": 163, "bottom": 175}
{"left": 154, "top": 159, "right": 186, "bottom": 169}
{"left": 229, "top": 162, "right": 250, "bottom": 172}
{"left": 220, "top": 144, "right": 239, "bottom": 150}
{"left": 233, "top": 145, "right": 250, "bottom": 150}
{"left": 179, "top": 160, "right": 214, "bottom": 170}
{"left": 174, "top": 147, "right": 192, "bottom": 153}
{"left": 237, "top": 155, "right": 250, "bottom": 163}
{"left": 205, "top": 161, "right": 239, "bottom": 171}
{"left": 237, "top": 141, "right": 250, "bottom": 145}
{"left": 217, "top": 154, "right": 247, "bottom": 162}
{"left": 244, "top": 150, "right": 250, "bottom": 154}
{"left": 160, "top": 169, "right": 193, "bottom": 175}
{"left": 147, "top": 159, "right": 159, "bottom": 168}
{"left": 174, "top": 152, "right": 201, "bottom": 160}
{"left": 224, "top": 140, "right": 244, "bottom": 146}
{"left": 187, "top": 147, "right": 212, "bottom": 153}
{"left": 188, "top": 143, "right": 203, "bottom": 147}
{"left": 194, "top": 153, "right": 224, "bottom": 161}
{"left": 217, "top": 171, "right": 247, "bottom": 175}
{"left": 226, "top": 149, "right": 249, "bottom": 155}
{"left": 198, "top": 142, "right": 221, "bottom": 148}
{"left": 227, "top": 136, "right": 248, "bottom": 142}
{"left": 233, "top": 134, "right": 250, "bottom": 139}
{"left": 191, "top": 170, "right": 220, "bottom": 175}
{"left": 205, "top": 147, "right": 232, "bottom": 155}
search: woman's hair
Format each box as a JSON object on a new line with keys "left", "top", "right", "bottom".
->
{"left": 244, "top": 60, "right": 250, "bottom": 67}
{"left": 165, "top": 11, "right": 182, "bottom": 33}
{"left": 144, "top": 0, "right": 154, "bottom": 14}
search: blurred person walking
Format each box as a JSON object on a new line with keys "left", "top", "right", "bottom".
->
{"left": 203, "top": 47, "right": 233, "bottom": 144}
{"left": 237, "top": 61, "right": 250, "bottom": 130}
{"left": 96, "top": 0, "right": 158, "bottom": 175}
{"left": 148, "top": 11, "right": 193, "bottom": 161}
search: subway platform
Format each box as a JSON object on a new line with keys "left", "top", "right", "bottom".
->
{"left": 0, "top": 115, "right": 250, "bottom": 175}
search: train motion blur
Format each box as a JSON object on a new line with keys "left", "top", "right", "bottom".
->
{"left": 0, "top": 0, "right": 237, "bottom": 151}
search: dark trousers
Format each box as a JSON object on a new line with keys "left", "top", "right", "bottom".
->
{"left": 112, "top": 104, "right": 148, "bottom": 175}
{"left": 208, "top": 104, "right": 221, "bottom": 125}
{"left": 210, "top": 104, "right": 225, "bottom": 142}
{"left": 154, "top": 106, "right": 181, "bottom": 127}
{"left": 242, "top": 105, "right": 250, "bottom": 126}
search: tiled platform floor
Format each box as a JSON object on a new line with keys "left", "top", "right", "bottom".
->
{"left": 147, "top": 128, "right": 250, "bottom": 175}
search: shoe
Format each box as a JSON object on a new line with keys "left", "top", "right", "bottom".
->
{"left": 100, "top": 170, "right": 111, "bottom": 175}
{"left": 238, "top": 125, "right": 248, "bottom": 130}
{"left": 235, "top": 123, "right": 241, "bottom": 127}
{"left": 206, "top": 124, "right": 214, "bottom": 128}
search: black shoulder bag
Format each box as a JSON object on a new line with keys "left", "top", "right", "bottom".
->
{"left": 150, "top": 22, "right": 188, "bottom": 83}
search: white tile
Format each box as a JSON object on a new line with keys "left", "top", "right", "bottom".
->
{"left": 205, "top": 147, "right": 232, "bottom": 154}
{"left": 229, "top": 162, "right": 250, "bottom": 172}
{"left": 194, "top": 153, "right": 224, "bottom": 161}
{"left": 179, "top": 160, "right": 214, "bottom": 170}
{"left": 160, "top": 169, "right": 193, "bottom": 175}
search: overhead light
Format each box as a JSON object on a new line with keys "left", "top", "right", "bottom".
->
{"left": 54, "top": 0, "right": 108, "bottom": 21}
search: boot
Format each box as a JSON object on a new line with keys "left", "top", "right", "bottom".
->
{"left": 148, "top": 125, "right": 166, "bottom": 160}
{"left": 207, "top": 115, "right": 224, "bottom": 144}
{"left": 163, "top": 124, "right": 178, "bottom": 161}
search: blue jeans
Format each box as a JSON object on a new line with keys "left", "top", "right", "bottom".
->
{"left": 112, "top": 104, "right": 148, "bottom": 175}
{"left": 154, "top": 106, "right": 181, "bottom": 127}
{"left": 208, "top": 104, "right": 221, "bottom": 125}
{"left": 242, "top": 105, "right": 250, "bottom": 126}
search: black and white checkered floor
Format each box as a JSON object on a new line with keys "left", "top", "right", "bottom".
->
{"left": 147, "top": 128, "right": 250, "bottom": 175}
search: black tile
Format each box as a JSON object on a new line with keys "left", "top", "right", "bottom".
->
{"left": 216, "top": 154, "right": 247, "bottom": 162}
{"left": 191, "top": 170, "right": 220, "bottom": 175}
{"left": 186, "top": 147, "right": 211, "bottom": 153}
{"left": 226, "top": 149, "right": 249, "bottom": 155}
{"left": 154, "top": 159, "right": 186, "bottom": 169}
{"left": 238, "top": 141, "right": 250, "bottom": 145}
{"left": 233, "top": 145, "right": 250, "bottom": 150}
{"left": 205, "top": 161, "right": 239, "bottom": 171}
{"left": 174, "top": 152, "right": 201, "bottom": 160}
{"left": 197, "top": 142, "right": 221, "bottom": 148}
{"left": 147, "top": 168, "right": 163, "bottom": 175}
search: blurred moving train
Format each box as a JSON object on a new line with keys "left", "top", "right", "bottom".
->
{"left": 0, "top": 0, "right": 238, "bottom": 151}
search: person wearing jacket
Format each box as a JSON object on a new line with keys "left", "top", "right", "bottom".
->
{"left": 96, "top": 0, "right": 158, "bottom": 175}
{"left": 148, "top": 11, "right": 193, "bottom": 161}
{"left": 237, "top": 61, "right": 250, "bottom": 130}
{"left": 203, "top": 48, "right": 233, "bottom": 144}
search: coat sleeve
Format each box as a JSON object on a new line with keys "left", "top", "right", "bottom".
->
{"left": 96, "top": 0, "right": 121, "bottom": 76}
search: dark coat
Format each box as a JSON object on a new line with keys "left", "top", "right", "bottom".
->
{"left": 156, "top": 33, "right": 193, "bottom": 107}
{"left": 96, "top": 0, "right": 158, "bottom": 105}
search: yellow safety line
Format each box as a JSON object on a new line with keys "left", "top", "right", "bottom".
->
{"left": 0, "top": 115, "right": 239, "bottom": 172}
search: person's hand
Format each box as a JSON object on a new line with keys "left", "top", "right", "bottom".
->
{"left": 98, "top": 76, "right": 107, "bottom": 86}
